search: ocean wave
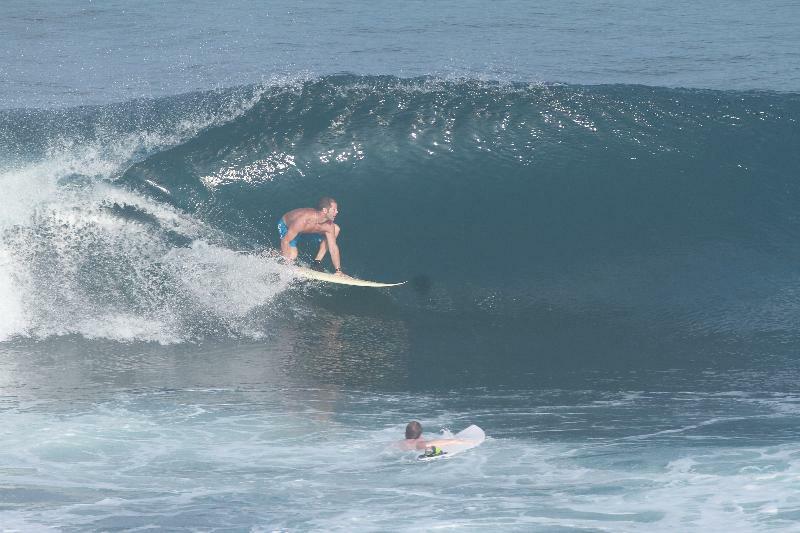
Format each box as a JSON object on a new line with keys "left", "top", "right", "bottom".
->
{"left": 2, "top": 75, "right": 799, "bottom": 343}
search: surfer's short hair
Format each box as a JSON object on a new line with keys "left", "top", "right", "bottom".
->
{"left": 318, "top": 197, "right": 336, "bottom": 210}
{"left": 405, "top": 421, "right": 422, "bottom": 439}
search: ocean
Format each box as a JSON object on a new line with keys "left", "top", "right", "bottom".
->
{"left": 2, "top": 1, "right": 800, "bottom": 530}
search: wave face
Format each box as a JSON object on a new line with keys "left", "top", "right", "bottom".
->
{"left": 2, "top": 75, "right": 800, "bottom": 352}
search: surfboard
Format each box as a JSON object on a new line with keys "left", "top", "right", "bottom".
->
{"left": 294, "top": 266, "right": 406, "bottom": 287}
{"left": 417, "top": 424, "right": 486, "bottom": 462}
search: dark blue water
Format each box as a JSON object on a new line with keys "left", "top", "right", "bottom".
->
{"left": 2, "top": 1, "right": 800, "bottom": 530}
{"left": 3, "top": 0, "right": 800, "bottom": 109}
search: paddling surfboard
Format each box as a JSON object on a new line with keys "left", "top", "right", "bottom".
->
{"left": 417, "top": 424, "right": 486, "bottom": 462}
{"left": 294, "top": 267, "right": 406, "bottom": 288}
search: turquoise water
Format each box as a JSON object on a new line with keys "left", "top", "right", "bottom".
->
{"left": 3, "top": 341, "right": 800, "bottom": 530}
{"left": 3, "top": 1, "right": 800, "bottom": 530}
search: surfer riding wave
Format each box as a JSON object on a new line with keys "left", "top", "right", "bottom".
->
{"left": 278, "top": 197, "right": 344, "bottom": 275}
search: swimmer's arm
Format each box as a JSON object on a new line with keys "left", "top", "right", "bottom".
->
{"left": 394, "top": 439, "right": 426, "bottom": 450}
{"left": 424, "top": 438, "right": 472, "bottom": 448}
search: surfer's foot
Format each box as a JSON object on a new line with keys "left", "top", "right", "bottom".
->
{"left": 311, "top": 259, "right": 325, "bottom": 272}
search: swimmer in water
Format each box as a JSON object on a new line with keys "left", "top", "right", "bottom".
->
{"left": 399, "top": 421, "right": 470, "bottom": 455}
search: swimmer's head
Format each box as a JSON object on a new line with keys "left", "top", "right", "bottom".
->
{"left": 405, "top": 421, "right": 422, "bottom": 439}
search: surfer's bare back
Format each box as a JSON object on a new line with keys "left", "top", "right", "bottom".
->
{"left": 398, "top": 421, "right": 471, "bottom": 450}
{"left": 278, "top": 197, "right": 344, "bottom": 275}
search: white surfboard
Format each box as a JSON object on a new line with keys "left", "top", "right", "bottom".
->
{"left": 417, "top": 424, "right": 486, "bottom": 461}
{"left": 294, "top": 266, "right": 406, "bottom": 287}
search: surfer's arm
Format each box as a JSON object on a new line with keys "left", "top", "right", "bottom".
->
{"left": 325, "top": 229, "right": 343, "bottom": 274}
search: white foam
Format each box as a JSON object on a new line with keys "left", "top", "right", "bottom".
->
{"left": 0, "top": 246, "right": 28, "bottom": 340}
{"left": 3, "top": 389, "right": 800, "bottom": 530}
{"left": 0, "top": 85, "right": 298, "bottom": 343}
{"left": 3, "top": 183, "right": 293, "bottom": 343}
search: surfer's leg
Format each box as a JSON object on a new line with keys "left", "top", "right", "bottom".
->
{"left": 278, "top": 219, "right": 300, "bottom": 261}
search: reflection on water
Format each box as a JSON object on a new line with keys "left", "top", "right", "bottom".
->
{"left": 2, "top": 298, "right": 799, "bottom": 405}
{"left": 0, "top": 308, "right": 412, "bottom": 404}
{"left": 283, "top": 313, "right": 410, "bottom": 388}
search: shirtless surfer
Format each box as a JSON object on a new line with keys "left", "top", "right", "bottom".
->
{"left": 278, "top": 197, "right": 344, "bottom": 275}
{"left": 399, "top": 421, "right": 471, "bottom": 456}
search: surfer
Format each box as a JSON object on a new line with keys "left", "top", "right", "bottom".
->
{"left": 399, "top": 421, "right": 471, "bottom": 452}
{"left": 278, "top": 197, "right": 344, "bottom": 275}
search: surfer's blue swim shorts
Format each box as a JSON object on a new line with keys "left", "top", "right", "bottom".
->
{"left": 278, "top": 219, "right": 323, "bottom": 248}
